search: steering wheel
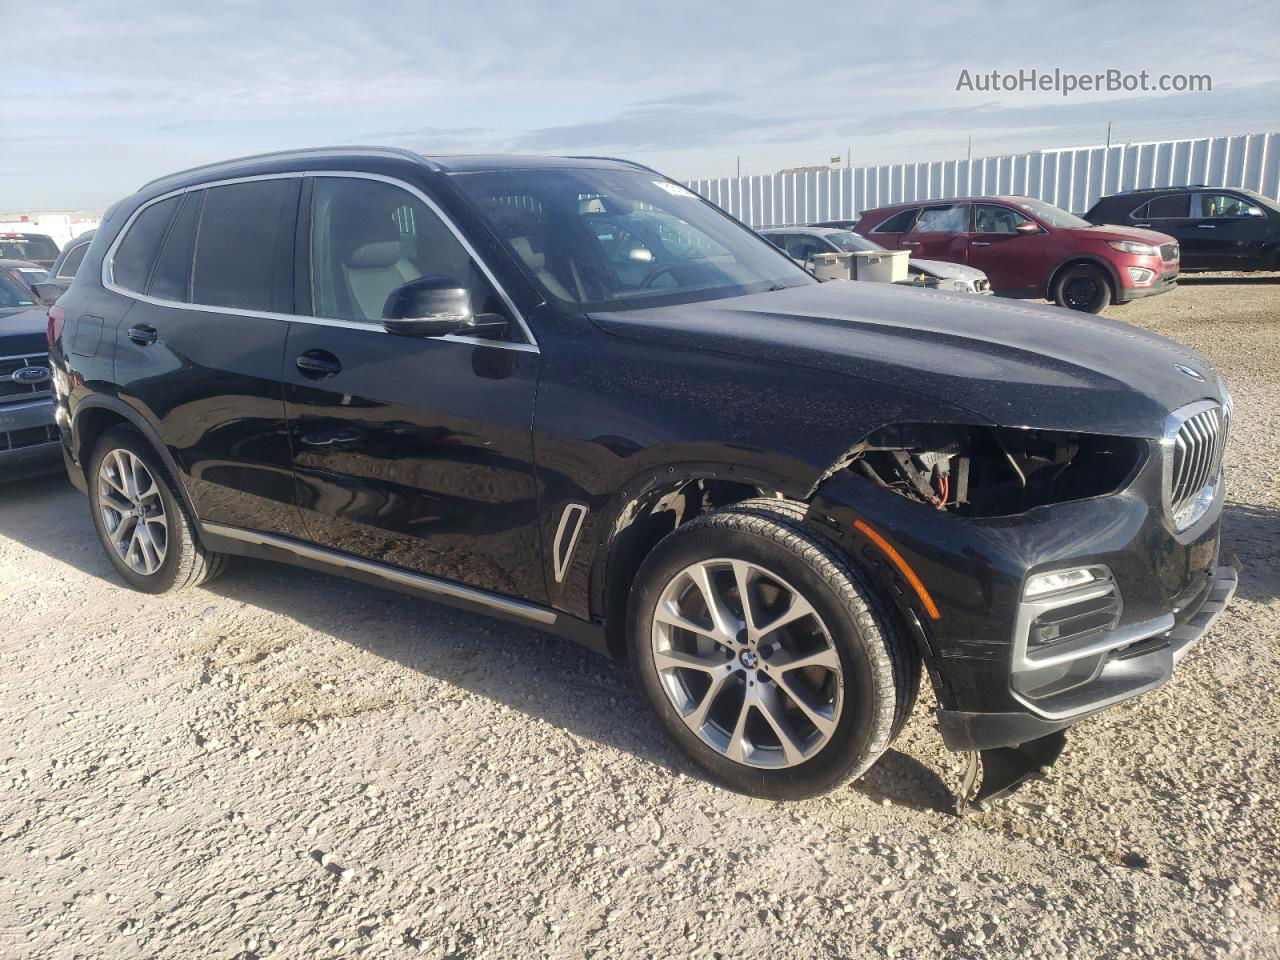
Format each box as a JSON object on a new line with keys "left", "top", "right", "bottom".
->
{"left": 639, "top": 264, "right": 681, "bottom": 289}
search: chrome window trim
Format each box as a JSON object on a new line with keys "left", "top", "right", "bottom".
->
{"left": 101, "top": 169, "right": 539, "bottom": 353}
{"left": 1126, "top": 192, "right": 1188, "bottom": 221}
{"left": 55, "top": 240, "right": 91, "bottom": 279}
{"left": 202, "top": 522, "right": 557, "bottom": 624}
{"left": 552, "top": 503, "right": 589, "bottom": 584}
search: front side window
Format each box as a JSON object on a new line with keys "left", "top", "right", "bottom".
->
{"left": 113, "top": 195, "right": 180, "bottom": 293}
{"left": 911, "top": 204, "right": 968, "bottom": 234}
{"left": 1198, "top": 193, "right": 1253, "bottom": 218}
{"left": 192, "top": 178, "right": 299, "bottom": 313}
{"left": 451, "top": 168, "right": 812, "bottom": 312}
{"left": 974, "top": 204, "right": 1033, "bottom": 234}
{"left": 310, "top": 176, "right": 507, "bottom": 330}
{"left": 57, "top": 241, "right": 90, "bottom": 279}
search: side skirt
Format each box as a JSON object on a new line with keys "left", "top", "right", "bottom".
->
{"left": 199, "top": 522, "right": 611, "bottom": 657}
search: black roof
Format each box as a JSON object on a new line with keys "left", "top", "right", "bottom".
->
{"left": 137, "top": 146, "right": 652, "bottom": 193}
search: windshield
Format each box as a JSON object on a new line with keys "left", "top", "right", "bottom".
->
{"left": 823, "top": 230, "right": 886, "bottom": 253}
{"left": 0, "top": 270, "right": 37, "bottom": 308}
{"left": 1013, "top": 199, "right": 1090, "bottom": 229}
{"left": 452, "top": 168, "right": 813, "bottom": 311}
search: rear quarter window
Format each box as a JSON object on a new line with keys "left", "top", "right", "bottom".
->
{"left": 871, "top": 208, "right": 920, "bottom": 233}
{"left": 112, "top": 196, "right": 181, "bottom": 293}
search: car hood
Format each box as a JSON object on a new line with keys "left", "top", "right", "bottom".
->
{"left": 0, "top": 306, "right": 50, "bottom": 354}
{"left": 1076, "top": 223, "right": 1177, "bottom": 246}
{"left": 908, "top": 258, "right": 988, "bottom": 281}
{"left": 587, "top": 281, "right": 1222, "bottom": 439}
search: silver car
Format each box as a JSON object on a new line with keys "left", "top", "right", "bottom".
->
{"left": 762, "top": 226, "right": 992, "bottom": 294}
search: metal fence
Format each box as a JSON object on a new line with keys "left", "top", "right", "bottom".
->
{"left": 684, "top": 131, "right": 1280, "bottom": 228}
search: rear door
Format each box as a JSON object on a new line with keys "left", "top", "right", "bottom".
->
{"left": 899, "top": 203, "right": 968, "bottom": 263}
{"left": 861, "top": 207, "right": 920, "bottom": 250}
{"left": 109, "top": 176, "right": 306, "bottom": 538}
{"left": 1191, "top": 192, "right": 1271, "bottom": 268}
{"left": 281, "top": 173, "right": 545, "bottom": 603}
{"left": 967, "top": 203, "right": 1048, "bottom": 294}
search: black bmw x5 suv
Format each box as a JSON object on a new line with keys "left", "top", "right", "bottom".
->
{"left": 47, "top": 148, "right": 1237, "bottom": 802}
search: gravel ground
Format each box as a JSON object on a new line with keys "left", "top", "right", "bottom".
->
{"left": 2, "top": 274, "right": 1278, "bottom": 960}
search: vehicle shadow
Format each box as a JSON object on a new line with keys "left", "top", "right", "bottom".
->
{"left": 1, "top": 473, "right": 958, "bottom": 813}
{"left": 1177, "top": 274, "right": 1280, "bottom": 286}
{"left": 1222, "top": 501, "right": 1280, "bottom": 603}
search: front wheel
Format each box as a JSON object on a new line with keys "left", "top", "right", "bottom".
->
{"left": 627, "top": 499, "right": 916, "bottom": 800}
{"left": 1053, "top": 264, "right": 1112, "bottom": 313}
{"left": 88, "top": 426, "right": 227, "bottom": 593}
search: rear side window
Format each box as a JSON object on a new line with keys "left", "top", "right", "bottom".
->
{"left": 911, "top": 204, "right": 968, "bottom": 233}
{"left": 150, "top": 191, "right": 204, "bottom": 302}
{"left": 192, "top": 179, "right": 300, "bottom": 313}
{"left": 56, "top": 241, "right": 90, "bottom": 279}
{"left": 872, "top": 208, "right": 920, "bottom": 233}
{"left": 112, "top": 196, "right": 180, "bottom": 293}
{"left": 1135, "top": 194, "right": 1190, "bottom": 219}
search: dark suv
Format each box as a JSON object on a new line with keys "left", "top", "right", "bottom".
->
{"left": 47, "top": 148, "right": 1237, "bottom": 804}
{"left": 1085, "top": 186, "right": 1280, "bottom": 271}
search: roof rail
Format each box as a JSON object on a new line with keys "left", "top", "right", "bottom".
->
{"left": 136, "top": 145, "right": 438, "bottom": 192}
{"left": 565, "top": 155, "right": 663, "bottom": 175}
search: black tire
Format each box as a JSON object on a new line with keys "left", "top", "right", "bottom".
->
{"left": 627, "top": 498, "right": 916, "bottom": 800}
{"left": 1053, "top": 263, "right": 1112, "bottom": 313}
{"left": 87, "top": 425, "right": 227, "bottom": 593}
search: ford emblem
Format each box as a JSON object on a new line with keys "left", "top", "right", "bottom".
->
{"left": 1174, "top": 363, "right": 1205, "bottom": 382}
{"left": 12, "top": 365, "right": 51, "bottom": 385}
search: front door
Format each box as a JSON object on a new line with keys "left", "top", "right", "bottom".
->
{"left": 967, "top": 203, "right": 1048, "bottom": 295}
{"left": 1190, "top": 192, "right": 1272, "bottom": 268}
{"left": 110, "top": 177, "right": 306, "bottom": 538}
{"left": 282, "top": 174, "right": 545, "bottom": 604}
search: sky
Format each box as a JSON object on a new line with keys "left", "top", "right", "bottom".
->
{"left": 2, "top": 0, "right": 1278, "bottom": 211}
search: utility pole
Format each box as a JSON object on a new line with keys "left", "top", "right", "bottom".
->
{"left": 846, "top": 147, "right": 851, "bottom": 168}
{"left": 967, "top": 135, "right": 972, "bottom": 163}
{"left": 1105, "top": 121, "right": 1112, "bottom": 150}
{"left": 736, "top": 156, "right": 741, "bottom": 179}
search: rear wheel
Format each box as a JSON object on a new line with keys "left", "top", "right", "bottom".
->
{"left": 627, "top": 499, "right": 915, "bottom": 799}
{"left": 1053, "top": 264, "right": 1112, "bottom": 313}
{"left": 88, "top": 426, "right": 227, "bottom": 593}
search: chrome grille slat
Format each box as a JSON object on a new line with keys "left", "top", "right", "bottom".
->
{"left": 1168, "top": 401, "right": 1228, "bottom": 529}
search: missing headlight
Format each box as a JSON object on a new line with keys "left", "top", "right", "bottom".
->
{"left": 848, "top": 424, "right": 1147, "bottom": 516}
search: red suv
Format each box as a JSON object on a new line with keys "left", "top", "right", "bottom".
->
{"left": 854, "top": 196, "right": 1179, "bottom": 313}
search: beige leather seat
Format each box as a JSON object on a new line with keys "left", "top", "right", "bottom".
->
{"left": 341, "top": 240, "right": 422, "bottom": 321}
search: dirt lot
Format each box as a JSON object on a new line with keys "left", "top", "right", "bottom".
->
{"left": 2, "top": 275, "right": 1278, "bottom": 960}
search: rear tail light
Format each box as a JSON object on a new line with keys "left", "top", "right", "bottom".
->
{"left": 47, "top": 304, "right": 65, "bottom": 346}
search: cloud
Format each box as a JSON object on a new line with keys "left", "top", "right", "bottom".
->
{"left": 513, "top": 103, "right": 810, "bottom": 152}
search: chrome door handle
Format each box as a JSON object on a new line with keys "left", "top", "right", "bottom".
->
{"left": 970, "top": 241, "right": 992, "bottom": 246}
{"left": 295, "top": 350, "right": 342, "bottom": 379}
{"left": 127, "top": 323, "right": 158, "bottom": 345}
{"left": 901, "top": 240, "right": 920, "bottom": 246}
{"left": 1197, "top": 224, "right": 1216, "bottom": 229}
{"left": 1133, "top": 223, "right": 1152, "bottom": 228}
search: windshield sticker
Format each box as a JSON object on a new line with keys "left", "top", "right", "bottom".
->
{"left": 653, "top": 181, "right": 697, "bottom": 198}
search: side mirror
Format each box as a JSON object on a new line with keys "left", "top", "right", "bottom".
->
{"left": 1247, "top": 205, "right": 1265, "bottom": 218}
{"left": 381, "top": 275, "right": 509, "bottom": 340}
{"left": 1015, "top": 221, "right": 1040, "bottom": 234}
{"left": 31, "top": 281, "right": 62, "bottom": 306}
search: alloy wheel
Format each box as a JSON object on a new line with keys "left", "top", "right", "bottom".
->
{"left": 97, "top": 449, "right": 169, "bottom": 576}
{"left": 650, "top": 558, "right": 844, "bottom": 768}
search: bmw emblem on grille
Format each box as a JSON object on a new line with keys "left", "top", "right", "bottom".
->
{"left": 1174, "top": 363, "right": 1205, "bottom": 382}
{"left": 11, "top": 365, "right": 51, "bottom": 385}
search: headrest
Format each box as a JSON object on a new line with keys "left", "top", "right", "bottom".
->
{"left": 346, "top": 241, "right": 403, "bottom": 269}
{"left": 510, "top": 236, "right": 545, "bottom": 271}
